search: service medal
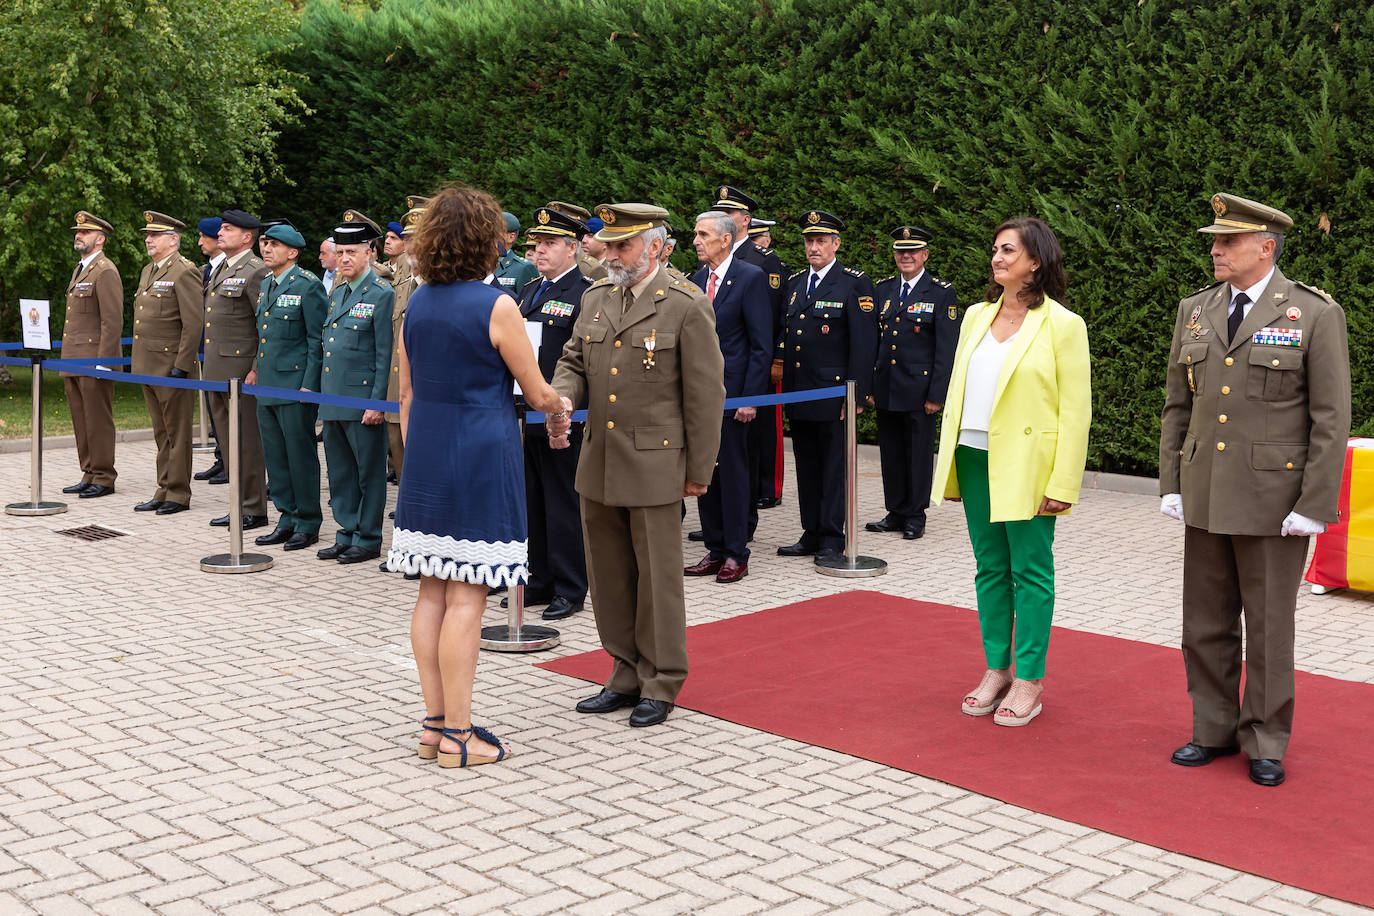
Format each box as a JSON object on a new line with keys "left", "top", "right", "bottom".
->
{"left": 643, "top": 329, "right": 656, "bottom": 369}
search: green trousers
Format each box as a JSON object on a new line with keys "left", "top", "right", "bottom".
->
{"left": 954, "top": 446, "right": 1057, "bottom": 680}
{"left": 257, "top": 401, "right": 321, "bottom": 535}
{"left": 322, "top": 419, "right": 388, "bottom": 551}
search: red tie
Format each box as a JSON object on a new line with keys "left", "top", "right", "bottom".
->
{"left": 706, "top": 272, "right": 717, "bottom": 302}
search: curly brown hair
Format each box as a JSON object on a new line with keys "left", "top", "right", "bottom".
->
{"left": 407, "top": 184, "right": 503, "bottom": 284}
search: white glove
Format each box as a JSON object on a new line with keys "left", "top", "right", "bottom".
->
{"left": 1281, "top": 511, "right": 1327, "bottom": 537}
{"left": 1160, "top": 493, "right": 1184, "bottom": 522}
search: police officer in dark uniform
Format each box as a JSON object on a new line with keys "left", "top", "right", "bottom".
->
{"left": 711, "top": 186, "right": 790, "bottom": 519}
{"left": 867, "top": 226, "right": 959, "bottom": 539}
{"left": 515, "top": 206, "right": 593, "bottom": 620}
{"left": 775, "top": 210, "right": 877, "bottom": 559}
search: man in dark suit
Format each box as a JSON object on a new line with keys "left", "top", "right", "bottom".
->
{"left": 774, "top": 210, "right": 878, "bottom": 559}
{"left": 515, "top": 206, "right": 593, "bottom": 619}
{"left": 684, "top": 210, "right": 773, "bottom": 583}
{"left": 711, "top": 186, "right": 790, "bottom": 519}
{"left": 867, "top": 226, "right": 959, "bottom": 539}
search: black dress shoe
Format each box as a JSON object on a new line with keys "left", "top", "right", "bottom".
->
{"left": 134, "top": 499, "right": 164, "bottom": 512}
{"left": 575, "top": 689, "right": 640, "bottom": 714}
{"left": 337, "top": 545, "right": 381, "bottom": 564}
{"left": 542, "top": 596, "right": 583, "bottom": 620}
{"left": 628, "top": 698, "right": 673, "bottom": 727}
{"left": 813, "top": 547, "right": 843, "bottom": 562}
{"left": 244, "top": 515, "right": 269, "bottom": 530}
{"left": 865, "top": 516, "right": 902, "bottom": 533}
{"left": 79, "top": 484, "right": 115, "bottom": 499}
{"left": 777, "top": 540, "right": 819, "bottom": 557}
{"left": 903, "top": 524, "right": 925, "bottom": 540}
{"left": 155, "top": 501, "right": 189, "bottom": 515}
{"left": 207, "top": 472, "right": 229, "bottom": 484}
{"left": 754, "top": 497, "right": 782, "bottom": 509}
{"left": 386, "top": 470, "right": 397, "bottom": 483}
{"left": 1249, "top": 758, "right": 1285, "bottom": 786}
{"left": 193, "top": 462, "right": 224, "bottom": 481}
{"left": 254, "top": 526, "right": 293, "bottom": 546}
{"left": 63, "top": 481, "right": 93, "bottom": 494}
{"left": 688, "top": 529, "right": 705, "bottom": 542}
{"left": 282, "top": 532, "right": 318, "bottom": 551}
{"left": 317, "top": 543, "right": 347, "bottom": 560}
{"left": 1170, "top": 742, "right": 1241, "bottom": 767}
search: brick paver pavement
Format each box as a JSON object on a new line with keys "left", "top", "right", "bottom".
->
{"left": 2, "top": 436, "right": 1370, "bottom": 915}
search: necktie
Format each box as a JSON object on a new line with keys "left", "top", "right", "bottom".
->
{"left": 623, "top": 287, "right": 634, "bottom": 315}
{"left": 72, "top": 261, "right": 84, "bottom": 282}
{"left": 899, "top": 281, "right": 911, "bottom": 306}
{"left": 1228, "top": 292, "right": 1249, "bottom": 344}
{"left": 202, "top": 262, "right": 212, "bottom": 291}
{"left": 807, "top": 272, "right": 819, "bottom": 299}
{"left": 706, "top": 272, "right": 717, "bottom": 303}
{"left": 535, "top": 279, "right": 553, "bottom": 303}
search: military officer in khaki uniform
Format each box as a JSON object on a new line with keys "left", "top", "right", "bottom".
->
{"left": 547, "top": 201, "right": 609, "bottom": 281}
{"left": 384, "top": 195, "right": 428, "bottom": 493}
{"left": 60, "top": 211, "right": 124, "bottom": 498}
{"left": 548, "top": 203, "right": 725, "bottom": 727}
{"left": 130, "top": 211, "right": 202, "bottom": 514}
{"left": 1160, "top": 193, "right": 1351, "bottom": 787}
{"left": 204, "top": 209, "right": 272, "bottom": 529}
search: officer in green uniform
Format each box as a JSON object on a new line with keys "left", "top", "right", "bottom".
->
{"left": 248, "top": 223, "right": 328, "bottom": 552}
{"left": 495, "top": 211, "right": 539, "bottom": 296}
{"left": 316, "top": 221, "right": 395, "bottom": 564}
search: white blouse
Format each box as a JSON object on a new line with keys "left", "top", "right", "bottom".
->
{"left": 957, "top": 328, "right": 1018, "bottom": 450}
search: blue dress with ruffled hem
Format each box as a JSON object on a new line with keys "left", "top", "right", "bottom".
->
{"left": 386, "top": 280, "right": 527, "bottom": 585}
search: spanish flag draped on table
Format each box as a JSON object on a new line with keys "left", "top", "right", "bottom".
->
{"left": 1306, "top": 439, "right": 1374, "bottom": 591}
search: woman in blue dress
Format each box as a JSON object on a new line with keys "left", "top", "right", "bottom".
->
{"left": 387, "top": 185, "right": 564, "bottom": 768}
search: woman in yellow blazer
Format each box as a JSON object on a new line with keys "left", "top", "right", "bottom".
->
{"left": 930, "top": 217, "right": 1091, "bottom": 726}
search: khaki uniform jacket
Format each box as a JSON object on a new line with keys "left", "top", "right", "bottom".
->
{"left": 552, "top": 266, "right": 726, "bottom": 507}
{"left": 131, "top": 255, "right": 202, "bottom": 376}
{"left": 1159, "top": 269, "right": 1350, "bottom": 535}
{"left": 385, "top": 253, "right": 417, "bottom": 416}
{"left": 61, "top": 252, "right": 124, "bottom": 377}
{"left": 578, "top": 252, "right": 609, "bottom": 282}
{"left": 203, "top": 251, "right": 271, "bottom": 381}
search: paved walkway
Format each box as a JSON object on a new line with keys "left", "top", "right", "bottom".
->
{"left": 2, "top": 437, "right": 1370, "bottom": 915}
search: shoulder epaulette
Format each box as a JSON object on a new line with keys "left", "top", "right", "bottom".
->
{"left": 879, "top": 275, "right": 896, "bottom": 284}
{"left": 789, "top": 269, "right": 806, "bottom": 280}
{"left": 757, "top": 246, "right": 774, "bottom": 255}
{"left": 589, "top": 277, "right": 614, "bottom": 288}
{"left": 375, "top": 277, "right": 392, "bottom": 289}
{"left": 1186, "top": 280, "right": 1226, "bottom": 298}
{"left": 843, "top": 265, "right": 865, "bottom": 277}
{"left": 248, "top": 256, "right": 262, "bottom": 265}
{"left": 1294, "top": 281, "right": 1336, "bottom": 303}
{"left": 933, "top": 278, "right": 951, "bottom": 288}
{"left": 299, "top": 269, "right": 319, "bottom": 281}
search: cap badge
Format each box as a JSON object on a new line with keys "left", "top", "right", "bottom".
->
{"left": 807, "top": 211, "right": 819, "bottom": 224}
{"left": 902, "top": 228, "right": 911, "bottom": 239}
{"left": 344, "top": 210, "right": 357, "bottom": 221}
{"left": 144, "top": 211, "right": 152, "bottom": 223}
{"left": 598, "top": 207, "right": 615, "bottom": 225}
{"left": 76, "top": 213, "right": 87, "bottom": 225}
{"left": 1211, "top": 195, "right": 1226, "bottom": 216}
{"left": 718, "top": 186, "right": 727, "bottom": 198}
{"left": 537, "top": 209, "right": 550, "bottom": 225}
{"left": 1286, "top": 306, "right": 1301, "bottom": 321}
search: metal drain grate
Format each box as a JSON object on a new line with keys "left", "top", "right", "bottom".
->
{"left": 55, "top": 525, "right": 128, "bottom": 542}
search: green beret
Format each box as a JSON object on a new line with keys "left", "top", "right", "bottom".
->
{"left": 264, "top": 223, "right": 307, "bottom": 249}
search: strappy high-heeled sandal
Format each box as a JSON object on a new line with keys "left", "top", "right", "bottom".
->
{"left": 437, "top": 725, "right": 511, "bottom": 768}
{"left": 961, "top": 669, "right": 1013, "bottom": 716}
{"left": 993, "top": 679, "right": 1043, "bottom": 727}
{"left": 417, "top": 714, "right": 444, "bottom": 759}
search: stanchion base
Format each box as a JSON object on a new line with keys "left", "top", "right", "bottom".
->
{"left": 479, "top": 624, "right": 560, "bottom": 652}
{"left": 192, "top": 444, "right": 216, "bottom": 453}
{"left": 814, "top": 554, "right": 888, "bottom": 578}
{"left": 200, "top": 552, "right": 274, "bottom": 573}
{"left": 5, "top": 501, "right": 67, "bottom": 516}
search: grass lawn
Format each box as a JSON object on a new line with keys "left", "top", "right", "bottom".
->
{"left": 0, "top": 366, "right": 207, "bottom": 439}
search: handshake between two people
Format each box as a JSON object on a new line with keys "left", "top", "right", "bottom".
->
{"left": 546, "top": 396, "right": 575, "bottom": 450}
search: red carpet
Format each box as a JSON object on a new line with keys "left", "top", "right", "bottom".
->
{"left": 538, "top": 592, "right": 1374, "bottom": 907}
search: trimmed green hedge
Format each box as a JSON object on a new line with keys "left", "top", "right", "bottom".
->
{"left": 267, "top": 0, "right": 1374, "bottom": 475}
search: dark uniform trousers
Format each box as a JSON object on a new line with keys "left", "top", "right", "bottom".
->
{"left": 143, "top": 384, "right": 194, "bottom": 505}
{"left": 876, "top": 408, "right": 937, "bottom": 524}
{"left": 323, "top": 421, "right": 388, "bottom": 551}
{"left": 581, "top": 497, "right": 688, "bottom": 702}
{"left": 1182, "top": 526, "right": 1306, "bottom": 761}
{"left": 525, "top": 424, "right": 587, "bottom": 601}
{"left": 65, "top": 378, "right": 117, "bottom": 486}
{"left": 790, "top": 419, "right": 846, "bottom": 552}
{"left": 259, "top": 402, "right": 322, "bottom": 535}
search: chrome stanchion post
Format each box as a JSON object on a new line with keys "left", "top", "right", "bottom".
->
{"left": 482, "top": 401, "right": 560, "bottom": 651}
{"left": 815, "top": 379, "right": 887, "bottom": 578}
{"left": 7, "top": 356, "right": 67, "bottom": 516}
{"left": 201, "top": 378, "right": 272, "bottom": 573}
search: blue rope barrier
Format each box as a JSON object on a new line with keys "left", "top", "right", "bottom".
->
{"left": 41, "top": 359, "right": 229, "bottom": 393}
{"left": 0, "top": 355, "right": 32, "bottom": 367}
{"left": 243, "top": 383, "right": 396, "bottom": 413}
{"left": 51, "top": 356, "right": 132, "bottom": 366}
{"left": 0, "top": 343, "right": 25, "bottom": 351}
{"left": 0, "top": 337, "right": 133, "bottom": 351}
{"left": 524, "top": 384, "right": 849, "bottom": 423}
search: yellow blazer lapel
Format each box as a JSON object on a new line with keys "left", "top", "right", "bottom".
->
{"left": 992, "top": 302, "right": 1049, "bottom": 408}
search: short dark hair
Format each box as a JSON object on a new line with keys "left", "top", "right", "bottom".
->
{"left": 408, "top": 184, "right": 503, "bottom": 284}
{"left": 984, "top": 217, "right": 1068, "bottom": 309}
